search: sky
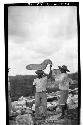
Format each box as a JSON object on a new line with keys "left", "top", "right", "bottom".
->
{"left": 8, "top": 6, "right": 78, "bottom": 76}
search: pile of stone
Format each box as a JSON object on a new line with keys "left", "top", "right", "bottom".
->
{"left": 9, "top": 96, "right": 35, "bottom": 125}
{"left": 16, "top": 114, "right": 34, "bottom": 125}
{"left": 10, "top": 88, "right": 78, "bottom": 119}
{"left": 67, "top": 94, "right": 78, "bottom": 109}
{"left": 11, "top": 96, "right": 34, "bottom": 116}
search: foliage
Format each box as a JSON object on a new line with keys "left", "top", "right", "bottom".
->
{"left": 9, "top": 72, "right": 78, "bottom": 101}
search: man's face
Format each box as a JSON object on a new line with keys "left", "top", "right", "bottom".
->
{"left": 37, "top": 73, "right": 43, "bottom": 78}
{"left": 52, "top": 69, "right": 61, "bottom": 76}
{"left": 60, "top": 69, "right": 66, "bottom": 73}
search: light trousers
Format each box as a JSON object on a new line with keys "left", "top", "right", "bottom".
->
{"left": 35, "top": 91, "right": 47, "bottom": 117}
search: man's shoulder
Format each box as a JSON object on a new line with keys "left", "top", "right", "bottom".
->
{"left": 59, "top": 73, "right": 68, "bottom": 81}
{"left": 42, "top": 76, "right": 47, "bottom": 79}
{"left": 61, "top": 73, "right": 68, "bottom": 78}
{"left": 34, "top": 78, "right": 39, "bottom": 81}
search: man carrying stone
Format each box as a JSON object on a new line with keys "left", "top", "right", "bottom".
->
{"left": 32, "top": 65, "right": 52, "bottom": 119}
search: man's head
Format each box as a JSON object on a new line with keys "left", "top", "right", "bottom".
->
{"left": 58, "top": 65, "right": 70, "bottom": 73}
{"left": 35, "top": 70, "right": 44, "bottom": 78}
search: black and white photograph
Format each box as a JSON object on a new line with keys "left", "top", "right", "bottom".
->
{"left": 5, "top": 2, "right": 80, "bottom": 125}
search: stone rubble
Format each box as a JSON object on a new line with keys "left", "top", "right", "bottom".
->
{"left": 10, "top": 88, "right": 78, "bottom": 125}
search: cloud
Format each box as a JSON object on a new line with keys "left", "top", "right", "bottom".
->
{"left": 8, "top": 6, "right": 77, "bottom": 43}
{"left": 8, "top": 6, "right": 78, "bottom": 75}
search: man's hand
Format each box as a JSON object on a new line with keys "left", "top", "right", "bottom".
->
{"left": 50, "top": 64, "right": 52, "bottom": 67}
{"left": 48, "top": 70, "right": 52, "bottom": 79}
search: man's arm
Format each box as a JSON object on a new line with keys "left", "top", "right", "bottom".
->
{"left": 69, "top": 78, "right": 74, "bottom": 85}
{"left": 48, "top": 64, "right": 52, "bottom": 79}
{"left": 32, "top": 80, "right": 36, "bottom": 94}
{"left": 43, "top": 65, "right": 52, "bottom": 79}
{"left": 47, "top": 70, "right": 52, "bottom": 79}
{"left": 32, "top": 85, "right": 35, "bottom": 94}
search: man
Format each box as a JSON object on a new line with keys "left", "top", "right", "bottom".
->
{"left": 55, "top": 65, "right": 73, "bottom": 119}
{"left": 32, "top": 65, "right": 52, "bottom": 119}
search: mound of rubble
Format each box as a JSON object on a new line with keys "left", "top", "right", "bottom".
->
{"left": 16, "top": 114, "right": 34, "bottom": 125}
{"left": 10, "top": 87, "right": 78, "bottom": 125}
